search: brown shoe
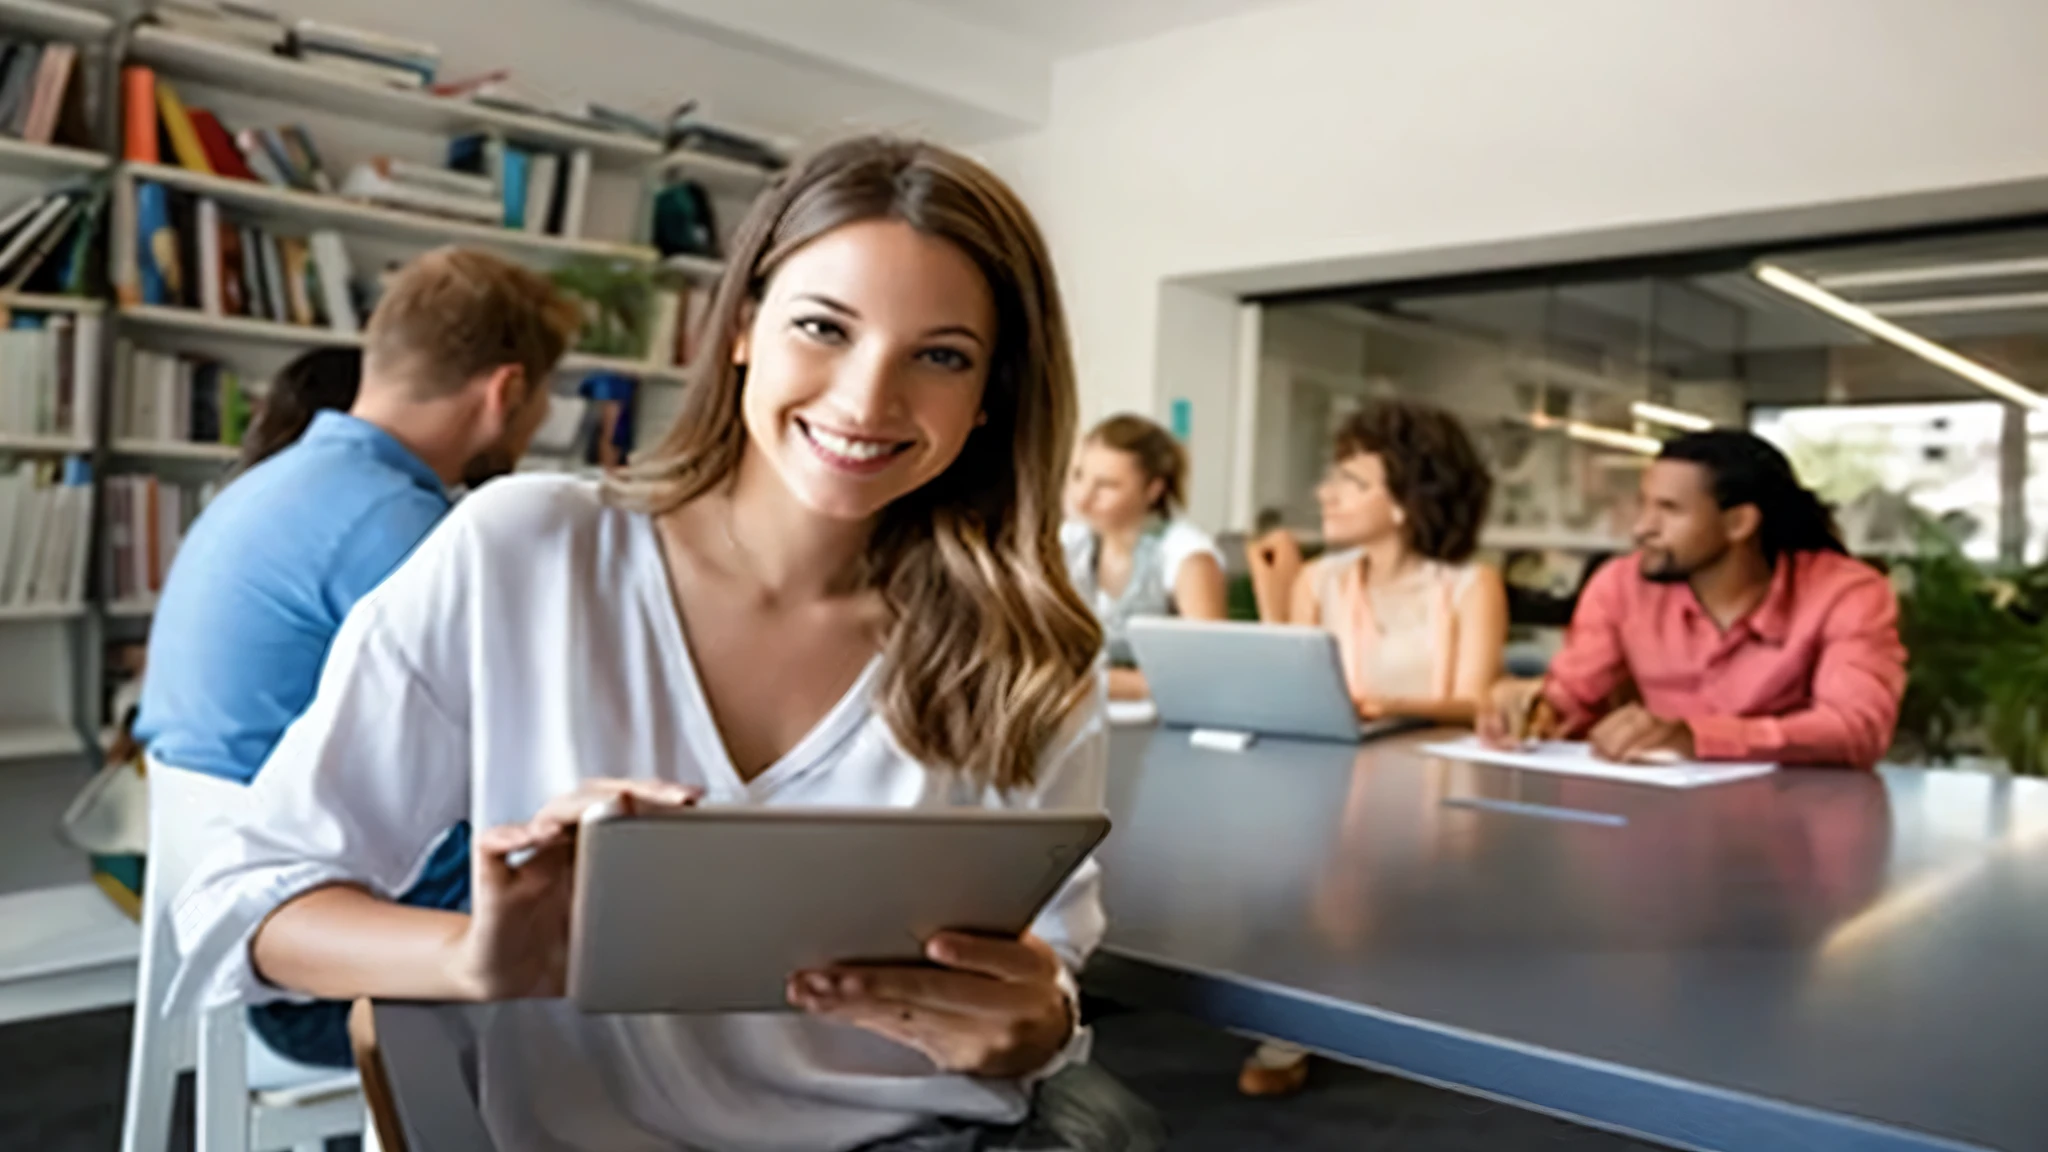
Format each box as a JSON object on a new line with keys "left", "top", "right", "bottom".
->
{"left": 1237, "top": 1048, "right": 1310, "bottom": 1097}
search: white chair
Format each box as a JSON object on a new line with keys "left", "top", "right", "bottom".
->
{"left": 120, "top": 758, "right": 367, "bottom": 1152}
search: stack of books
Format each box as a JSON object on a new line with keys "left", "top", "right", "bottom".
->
{"left": 0, "top": 36, "right": 88, "bottom": 147}
{"left": 0, "top": 184, "right": 104, "bottom": 297}
{"left": 0, "top": 456, "right": 91, "bottom": 608}
{"left": 339, "top": 156, "right": 499, "bottom": 225}
{"left": 102, "top": 472, "right": 217, "bottom": 605}
{"left": 125, "top": 68, "right": 336, "bottom": 194}
{"left": 288, "top": 19, "right": 439, "bottom": 90}
{"left": 448, "top": 133, "right": 593, "bottom": 238}
{"left": 112, "top": 344, "right": 250, "bottom": 448}
{"left": 150, "top": 0, "right": 287, "bottom": 52}
{"left": 135, "top": 180, "right": 360, "bottom": 332}
{"left": 0, "top": 311, "right": 101, "bottom": 441}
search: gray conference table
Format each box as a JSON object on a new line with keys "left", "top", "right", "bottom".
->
{"left": 1084, "top": 723, "right": 2048, "bottom": 1152}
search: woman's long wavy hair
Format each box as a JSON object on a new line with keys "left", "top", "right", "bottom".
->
{"left": 612, "top": 136, "right": 1102, "bottom": 793}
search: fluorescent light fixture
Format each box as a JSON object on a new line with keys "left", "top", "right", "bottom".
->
{"left": 1528, "top": 412, "right": 1662, "bottom": 455}
{"left": 1871, "top": 289, "right": 2048, "bottom": 318}
{"left": 1629, "top": 400, "right": 1714, "bottom": 432}
{"left": 1753, "top": 263, "right": 2048, "bottom": 413}
{"left": 1817, "top": 254, "right": 2048, "bottom": 291}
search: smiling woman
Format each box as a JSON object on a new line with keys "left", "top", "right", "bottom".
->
{"left": 165, "top": 136, "right": 1161, "bottom": 1152}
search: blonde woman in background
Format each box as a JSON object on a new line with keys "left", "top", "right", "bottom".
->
{"left": 1238, "top": 397, "right": 1507, "bottom": 1096}
{"left": 1063, "top": 414, "right": 1228, "bottom": 699}
{"left": 168, "top": 137, "right": 1160, "bottom": 1152}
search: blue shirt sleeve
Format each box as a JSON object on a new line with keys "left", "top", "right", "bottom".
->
{"left": 321, "top": 489, "right": 449, "bottom": 620}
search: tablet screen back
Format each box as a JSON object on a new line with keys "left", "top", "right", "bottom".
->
{"left": 567, "top": 807, "right": 1110, "bottom": 1014}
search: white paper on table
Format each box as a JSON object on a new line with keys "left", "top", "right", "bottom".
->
{"left": 1422, "top": 736, "right": 1776, "bottom": 789}
{"left": 1106, "top": 699, "right": 1159, "bottom": 727}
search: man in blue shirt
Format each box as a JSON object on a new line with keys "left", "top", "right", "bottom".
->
{"left": 136, "top": 246, "right": 581, "bottom": 1067}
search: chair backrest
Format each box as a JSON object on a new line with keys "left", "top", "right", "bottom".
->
{"left": 144, "top": 756, "right": 251, "bottom": 930}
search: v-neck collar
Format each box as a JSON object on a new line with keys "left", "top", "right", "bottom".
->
{"left": 633, "top": 510, "right": 883, "bottom": 801}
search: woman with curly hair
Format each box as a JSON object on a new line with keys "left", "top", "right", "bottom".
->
{"left": 1248, "top": 398, "right": 1507, "bottom": 725}
{"left": 1238, "top": 397, "right": 1508, "bottom": 1094}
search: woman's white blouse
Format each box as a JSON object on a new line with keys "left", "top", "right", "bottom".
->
{"left": 167, "top": 475, "right": 1109, "bottom": 1152}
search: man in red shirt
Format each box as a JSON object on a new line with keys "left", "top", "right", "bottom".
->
{"left": 1480, "top": 430, "right": 1906, "bottom": 768}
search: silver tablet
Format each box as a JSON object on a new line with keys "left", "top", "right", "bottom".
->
{"left": 1126, "top": 617, "right": 1422, "bottom": 743}
{"left": 567, "top": 805, "right": 1110, "bottom": 1014}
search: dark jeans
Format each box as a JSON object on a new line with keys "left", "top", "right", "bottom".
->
{"left": 856, "top": 1064, "right": 1164, "bottom": 1152}
{"left": 246, "top": 822, "right": 473, "bottom": 1068}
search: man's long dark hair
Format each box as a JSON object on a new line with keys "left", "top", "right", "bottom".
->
{"left": 1659, "top": 430, "right": 1846, "bottom": 562}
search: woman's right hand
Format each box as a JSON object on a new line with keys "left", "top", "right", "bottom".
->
{"left": 444, "top": 779, "right": 700, "bottom": 1001}
{"left": 1245, "top": 528, "right": 1303, "bottom": 577}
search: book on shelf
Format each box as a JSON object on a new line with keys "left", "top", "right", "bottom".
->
{"left": 338, "top": 161, "right": 499, "bottom": 225}
{"left": 133, "top": 181, "right": 362, "bottom": 333}
{"left": 130, "top": 74, "right": 339, "bottom": 193}
{"left": 0, "top": 311, "right": 99, "bottom": 441}
{"left": 150, "top": 0, "right": 287, "bottom": 52}
{"left": 0, "top": 183, "right": 98, "bottom": 293}
{"left": 447, "top": 133, "right": 594, "bottom": 239}
{"left": 113, "top": 342, "right": 250, "bottom": 448}
{"left": 103, "top": 472, "right": 219, "bottom": 605}
{"left": 0, "top": 38, "right": 87, "bottom": 149}
{"left": 289, "top": 18, "right": 440, "bottom": 84}
{"left": 0, "top": 456, "right": 91, "bottom": 608}
{"left": 122, "top": 67, "right": 157, "bottom": 164}
{"left": 664, "top": 119, "right": 786, "bottom": 173}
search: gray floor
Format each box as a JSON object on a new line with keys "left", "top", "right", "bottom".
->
{"left": 1, "top": 1004, "right": 1662, "bottom": 1150}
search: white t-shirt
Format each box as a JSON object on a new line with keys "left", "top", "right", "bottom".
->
{"left": 168, "top": 475, "right": 1109, "bottom": 1152}
{"left": 1059, "top": 518, "right": 1221, "bottom": 617}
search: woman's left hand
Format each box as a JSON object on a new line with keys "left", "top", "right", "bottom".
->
{"left": 788, "top": 932, "right": 1075, "bottom": 1078}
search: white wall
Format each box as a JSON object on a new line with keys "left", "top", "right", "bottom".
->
{"left": 1013, "top": 0, "right": 2048, "bottom": 528}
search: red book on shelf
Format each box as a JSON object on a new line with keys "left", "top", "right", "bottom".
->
{"left": 121, "top": 66, "right": 157, "bottom": 164}
{"left": 188, "top": 110, "right": 257, "bottom": 181}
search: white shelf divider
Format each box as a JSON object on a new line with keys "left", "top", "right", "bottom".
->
{"left": 0, "top": 883, "right": 140, "bottom": 1026}
{"left": 0, "top": 723, "right": 84, "bottom": 763}
{"left": 653, "top": 147, "right": 779, "bottom": 190}
{"left": 0, "top": 135, "right": 110, "bottom": 181}
{"left": 0, "top": 601, "right": 84, "bottom": 622}
{"left": 0, "top": 0, "right": 115, "bottom": 42}
{"left": 118, "top": 303, "right": 364, "bottom": 349}
{"left": 0, "top": 292, "right": 103, "bottom": 314}
{"left": 111, "top": 438, "right": 241, "bottom": 463}
{"left": 127, "top": 26, "right": 662, "bottom": 165}
{"left": 126, "top": 162, "right": 658, "bottom": 265}
{"left": 0, "top": 431, "right": 89, "bottom": 453}
{"left": 106, "top": 596, "right": 157, "bottom": 620}
{"left": 661, "top": 252, "right": 723, "bottom": 282}
{"left": 121, "top": 304, "right": 692, "bottom": 382}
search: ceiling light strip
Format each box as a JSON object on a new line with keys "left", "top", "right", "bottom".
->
{"left": 1753, "top": 264, "right": 2048, "bottom": 413}
{"left": 1816, "top": 254, "right": 2048, "bottom": 291}
{"left": 1869, "top": 289, "right": 2048, "bottom": 318}
{"left": 1629, "top": 400, "right": 1714, "bottom": 432}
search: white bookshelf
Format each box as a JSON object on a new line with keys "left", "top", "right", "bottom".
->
{"left": 0, "top": 430, "right": 89, "bottom": 452}
{"left": 127, "top": 26, "right": 663, "bottom": 165}
{"left": 654, "top": 146, "right": 779, "bottom": 191}
{"left": 662, "top": 252, "right": 723, "bottom": 282}
{"left": 0, "top": 883, "right": 139, "bottom": 1026}
{"left": 560, "top": 350, "right": 689, "bottom": 383}
{"left": 0, "top": 0, "right": 113, "bottom": 43}
{"left": 119, "top": 303, "right": 362, "bottom": 348}
{"left": 111, "top": 438, "right": 240, "bottom": 462}
{"left": 0, "top": 601, "right": 84, "bottom": 621}
{"left": 107, "top": 596, "right": 156, "bottom": 619}
{"left": 126, "top": 161, "right": 660, "bottom": 266}
{"left": 0, "top": 134, "right": 110, "bottom": 180}
{"left": 0, "top": 722, "right": 84, "bottom": 763}
{"left": 0, "top": 290, "right": 102, "bottom": 314}
{"left": 121, "top": 303, "right": 694, "bottom": 384}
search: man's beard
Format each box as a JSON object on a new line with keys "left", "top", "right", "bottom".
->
{"left": 1638, "top": 542, "right": 1722, "bottom": 585}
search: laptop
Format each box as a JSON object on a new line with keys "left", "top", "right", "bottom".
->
{"left": 1126, "top": 617, "right": 1424, "bottom": 743}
